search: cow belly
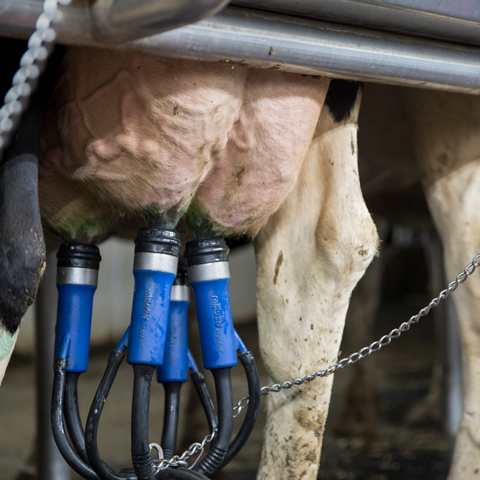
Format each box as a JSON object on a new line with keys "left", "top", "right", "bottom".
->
{"left": 39, "top": 48, "right": 327, "bottom": 242}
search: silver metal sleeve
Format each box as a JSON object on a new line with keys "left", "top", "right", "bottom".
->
{"left": 56, "top": 267, "right": 98, "bottom": 286}
{"left": 133, "top": 252, "right": 178, "bottom": 274}
{"left": 91, "top": 0, "right": 230, "bottom": 43}
{"left": 188, "top": 261, "right": 230, "bottom": 283}
{"left": 170, "top": 285, "right": 191, "bottom": 303}
{"left": 233, "top": 0, "right": 480, "bottom": 49}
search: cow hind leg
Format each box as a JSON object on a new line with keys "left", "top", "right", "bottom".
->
{"left": 253, "top": 81, "right": 378, "bottom": 479}
{"left": 332, "top": 221, "right": 388, "bottom": 437}
{"left": 0, "top": 41, "right": 63, "bottom": 384}
{"left": 403, "top": 89, "right": 480, "bottom": 480}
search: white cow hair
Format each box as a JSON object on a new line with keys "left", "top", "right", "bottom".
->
{"left": 253, "top": 92, "right": 378, "bottom": 479}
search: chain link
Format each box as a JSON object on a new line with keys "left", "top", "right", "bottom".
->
{"left": 0, "top": 0, "right": 71, "bottom": 158}
{"left": 233, "top": 395, "right": 250, "bottom": 418}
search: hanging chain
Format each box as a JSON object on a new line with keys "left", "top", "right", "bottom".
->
{"left": 164, "top": 253, "right": 480, "bottom": 468}
{"left": 0, "top": 0, "right": 71, "bottom": 158}
{"left": 250, "top": 253, "right": 480, "bottom": 398}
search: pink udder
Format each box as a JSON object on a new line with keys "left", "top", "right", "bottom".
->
{"left": 40, "top": 47, "right": 327, "bottom": 238}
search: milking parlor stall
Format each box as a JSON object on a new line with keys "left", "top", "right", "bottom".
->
{"left": 1, "top": 1, "right": 480, "bottom": 479}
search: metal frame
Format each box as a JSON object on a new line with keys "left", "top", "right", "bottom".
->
{"left": 1, "top": 2, "right": 480, "bottom": 94}
{"left": 232, "top": 0, "right": 480, "bottom": 48}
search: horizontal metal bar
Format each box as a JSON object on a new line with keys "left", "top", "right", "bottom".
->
{"left": 1, "top": 3, "right": 480, "bottom": 94}
{"left": 232, "top": 0, "right": 480, "bottom": 48}
{"left": 130, "top": 8, "right": 480, "bottom": 94}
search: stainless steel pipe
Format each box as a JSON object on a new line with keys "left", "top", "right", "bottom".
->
{"left": 91, "top": 0, "right": 230, "bottom": 43}
{"left": 233, "top": 0, "right": 480, "bottom": 48}
{"left": 1, "top": 2, "right": 480, "bottom": 94}
{"left": 131, "top": 7, "right": 480, "bottom": 94}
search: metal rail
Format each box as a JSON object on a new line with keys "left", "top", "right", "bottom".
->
{"left": 1, "top": 2, "right": 480, "bottom": 94}
{"left": 233, "top": 0, "right": 480, "bottom": 48}
{"left": 131, "top": 8, "right": 480, "bottom": 94}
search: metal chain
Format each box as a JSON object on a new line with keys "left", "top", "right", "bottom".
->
{"left": 257, "top": 252, "right": 480, "bottom": 397}
{"left": 155, "top": 429, "right": 217, "bottom": 471}
{"left": 164, "top": 253, "right": 480, "bottom": 468}
{"left": 0, "top": 0, "right": 71, "bottom": 158}
{"left": 233, "top": 395, "right": 250, "bottom": 418}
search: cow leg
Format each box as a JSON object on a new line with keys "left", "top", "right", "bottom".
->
{"left": 403, "top": 89, "right": 480, "bottom": 479}
{"left": 0, "top": 42, "right": 63, "bottom": 384}
{"left": 0, "top": 153, "right": 45, "bottom": 383}
{"left": 332, "top": 219, "right": 388, "bottom": 436}
{"left": 253, "top": 81, "right": 378, "bottom": 480}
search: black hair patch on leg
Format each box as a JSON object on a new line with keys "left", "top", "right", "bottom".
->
{"left": 324, "top": 80, "right": 363, "bottom": 123}
{"left": 0, "top": 42, "right": 64, "bottom": 334}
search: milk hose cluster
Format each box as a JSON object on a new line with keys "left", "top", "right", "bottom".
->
{"left": 51, "top": 228, "right": 261, "bottom": 480}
